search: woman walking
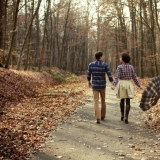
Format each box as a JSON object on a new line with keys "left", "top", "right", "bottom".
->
{"left": 111, "top": 53, "right": 142, "bottom": 124}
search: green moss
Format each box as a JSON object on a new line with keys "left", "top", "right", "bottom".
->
{"left": 54, "top": 74, "right": 66, "bottom": 83}
{"left": 44, "top": 68, "right": 77, "bottom": 83}
{"left": 65, "top": 74, "right": 77, "bottom": 82}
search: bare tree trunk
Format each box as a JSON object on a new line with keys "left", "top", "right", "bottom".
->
{"left": 49, "top": 11, "right": 54, "bottom": 67}
{"left": 153, "top": 0, "right": 159, "bottom": 75}
{"left": 2, "top": 0, "right": 8, "bottom": 64}
{"left": 139, "top": 0, "right": 144, "bottom": 78}
{"left": 114, "top": 1, "right": 127, "bottom": 52}
{"left": 115, "top": 21, "right": 119, "bottom": 68}
{"left": 52, "top": 15, "right": 57, "bottom": 67}
{"left": 5, "top": 0, "right": 20, "bottom": 68}
{"left": 25, "top": 0, "right": 27, "bottom": 32}
{"left": 38, "top": 23, "right": 46, "bottom": 71}
{"left": 24, "top": 0, "right": 34, "bottom": 71}
{"left": 17, "top": 0, "right": 42, "bottom": 70}
{"left": 24, "top": 29, "right": 31, "bottom": 70}
{"left": 82, "top": 0, "right": 89, "bottom": 71}
{"left": 38, "top": 0, "right": 50, "bottom": 71}
{"left": 59, "top": 0, "right": 72, "bottom": 69}
{"left": 97, "top": 0, "right": 100, "bottom": 51}
{"left": 0, "top": 0, "right": 5, "bottom": 50}
{"left": 34, "top": 11, "right": 40, "bottom": 67}
{"left": 154, "top": 0, "right": 160, "bottom": 31}
{"left": 55, "top": 13, "right": 60, "bottom": 67}
{"left": 154, "top": 0, "right": 160, "bottom": 75}
{"left": 128, "top": 0, "right": 135, "bottom": 67}
{"left": 149, "top": 0, "right": 158, "bottom": 76}
{"left": 133, "top": 19, "right": 139, "bottom": 74}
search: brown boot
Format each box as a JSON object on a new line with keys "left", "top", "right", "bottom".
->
{"left": 120, "top": 102, "right": 124, "bottom": 121}
{"left": 95, "top": 119, "right": 100, "bottom": 124}
{"left": 125, "top": 105, "right": 130, "bottom": 124}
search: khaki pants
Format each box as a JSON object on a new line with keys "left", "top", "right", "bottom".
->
{"left": 93, "top": 89, "right": 106, "bottom": 120}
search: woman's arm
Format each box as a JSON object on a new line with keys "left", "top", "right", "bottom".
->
{"left": 131, "top": 66, "right": 141, "bottom": 88}
{"left": 113, "top": 66, "right": 120, "bottom": 86}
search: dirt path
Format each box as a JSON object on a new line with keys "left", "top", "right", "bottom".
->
{"left": 31, "top": 86, "right": 160, "bottom": 160}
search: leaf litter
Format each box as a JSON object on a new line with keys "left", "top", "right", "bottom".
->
{"left": 0, "top": 67, "right": 87, "bottom": 160}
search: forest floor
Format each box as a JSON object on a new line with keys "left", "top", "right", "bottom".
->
{"left": 0, "top": 67, "right": 160, "bottom": 160}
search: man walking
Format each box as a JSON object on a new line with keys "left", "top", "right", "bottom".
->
{"left": 87, "top": 51, "right": 113, "bottom": 124}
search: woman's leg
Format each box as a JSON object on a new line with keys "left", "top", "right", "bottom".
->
{"left": 120, "top": 99, "right": 125, "bottom": 121}
{"left": 125, "top": 98, "right": 130, "bottom": 124}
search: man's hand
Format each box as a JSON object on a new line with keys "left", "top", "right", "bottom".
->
{"left": 140, "top": 86, "right": 143, "bottom": 90}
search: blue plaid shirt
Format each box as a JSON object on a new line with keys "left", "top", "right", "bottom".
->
{"left": 87, "top": 60, "right": 113, "bottom": 90}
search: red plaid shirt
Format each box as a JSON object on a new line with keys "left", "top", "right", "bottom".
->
{"left": 113, "top": 63, "right": 141, "bottom": 87}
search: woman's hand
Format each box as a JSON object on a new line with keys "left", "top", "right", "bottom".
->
{"left": 111, "top": 86, "right": 115, "bottom": 90}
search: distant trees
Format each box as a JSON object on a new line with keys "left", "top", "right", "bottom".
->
{"left": 118, "top": 0, "right": 159, "bottom": 77}
{"left": 103, "top": 0, "right": 160, "bottom": 77}
{"left": 6, "top": 0, "right": 20, "bottom": 68}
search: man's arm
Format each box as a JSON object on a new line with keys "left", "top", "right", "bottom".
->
{"left": 105, "top": 64, "right": 113, "bottom": 82}
{"left": 87, "top": 64, "right": 92, "bottom": 87}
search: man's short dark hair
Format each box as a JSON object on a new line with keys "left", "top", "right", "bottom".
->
{"left": 95, "top": 51, "right": 103, "bottom": 60}
{"left": 121, "top": 53, "right": 131, "bottom": 63}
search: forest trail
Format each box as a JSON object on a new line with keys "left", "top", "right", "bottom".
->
{"left": 31, "top": 86, "right": 160, "bottom": 160}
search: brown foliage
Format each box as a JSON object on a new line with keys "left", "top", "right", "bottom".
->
{"left": 0, "top": 68, "right": 57, "bottom": 109}
{"left": 0, "top": 68, "right": 87, "bottom": 159}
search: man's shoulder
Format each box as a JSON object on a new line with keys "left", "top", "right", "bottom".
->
{"left": 89, "top": 61, "right": 107, "bottom": 67}
{"left": 89, "top": 61, "right": 97, "bottom": 65}
{"left": 102, "top": 61, "right": 107, "bottom": 65}
{"left": 89, "top": 61, "right": 94, "bottom": 66}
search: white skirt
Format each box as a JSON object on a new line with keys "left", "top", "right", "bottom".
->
{"left": 115, "top": 80, "right": 134, "bottom": 99}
